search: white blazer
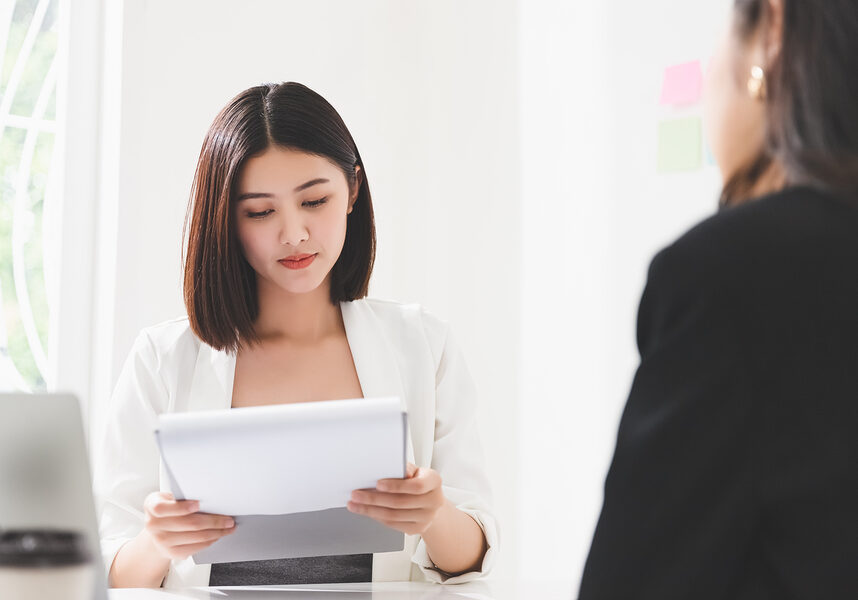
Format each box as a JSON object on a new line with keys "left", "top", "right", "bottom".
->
{"left": 94, "top": 298, "right": 497, "bottom": 588}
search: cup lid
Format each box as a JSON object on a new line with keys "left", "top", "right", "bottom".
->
{"left": 0, "top": 530, "right": 92, "bottom": 567}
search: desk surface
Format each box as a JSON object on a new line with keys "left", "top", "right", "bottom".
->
{"left": 108, "top": 581, "right": 574, "bottom": 600}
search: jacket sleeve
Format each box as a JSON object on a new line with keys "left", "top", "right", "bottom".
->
{"left": 578, "top": 245, "right": 758, "bottom": 599}
{"left": 411, "top": 321, "right": 499, "bottom": 583}
{"left": 93, "top": 330, "right": 169, "bottom": 577}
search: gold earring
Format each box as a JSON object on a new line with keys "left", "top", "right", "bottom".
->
{"left": 747, "top": 65, "right": 767, "bottom": 100}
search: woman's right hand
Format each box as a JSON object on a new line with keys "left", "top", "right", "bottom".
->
{"left": 142, "top": 491, "right": 236, "bottom": 561}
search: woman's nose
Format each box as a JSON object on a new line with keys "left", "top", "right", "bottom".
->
{"left": 278, "top": 211, "right": 309, "bottom": 246}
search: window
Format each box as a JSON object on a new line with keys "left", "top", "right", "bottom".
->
{"left": 0, "top": 0, "right": 61, "bottom": 391}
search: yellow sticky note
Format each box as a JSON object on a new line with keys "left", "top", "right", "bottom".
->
{"left": 657, "top": 117, "right": 702, "bottom": 173}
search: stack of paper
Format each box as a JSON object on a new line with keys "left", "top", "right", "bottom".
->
{"left": 154, "top": 397, "right": 407, "bottom": 564}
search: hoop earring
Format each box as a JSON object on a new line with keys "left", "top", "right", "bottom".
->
{"left": 747, "top": 65, "right": 767, "bottom": 100}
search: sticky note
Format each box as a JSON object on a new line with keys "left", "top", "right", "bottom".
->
{"left": 659, "top": 60, "right": 703, "bottom": 105}
{"left": 657, "top": 117, "right": 702, "bottom": 173}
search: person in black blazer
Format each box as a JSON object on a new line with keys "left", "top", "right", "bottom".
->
{"left": 579, "top": 1, "right": 858, "bottom": 598}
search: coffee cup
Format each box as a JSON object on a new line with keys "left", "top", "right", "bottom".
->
{"left": 0, "top": 529, "right": 95, "bottom": 600}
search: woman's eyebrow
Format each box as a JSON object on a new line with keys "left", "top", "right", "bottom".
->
{"left": 293, "top": 178, "right": 329, "bottom": 192}
{"left": 236, "top": 178, "right": 330, "bottom": 202}
{"left": 236, "top": 192, "right": 274, "bottom": 202}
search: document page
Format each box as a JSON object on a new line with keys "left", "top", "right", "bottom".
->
{"left": 155, "top": 397, "right": 407, "bottom": 516}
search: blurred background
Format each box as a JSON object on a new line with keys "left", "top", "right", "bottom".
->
{"left": 0, "top": 0, "right": 730, "bottom": 592}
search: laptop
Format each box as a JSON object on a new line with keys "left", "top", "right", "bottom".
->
{"left": 0, "top": 393, "right": 108, "bottom": 600}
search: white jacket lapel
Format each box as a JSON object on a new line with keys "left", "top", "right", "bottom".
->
{"left": 341, "top": 300, "right": 416, "bottom": 466}
{"left": 341, "top": 300, "right": 406, "bottom": 402}
{"left": 186, "top": 342, "right": 234, "bottom": 412}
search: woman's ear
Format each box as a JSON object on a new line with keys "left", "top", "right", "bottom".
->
{"left": 347, "top": 165, "right": 362, "bottom": 215}
{"left": 765, "top": 0, "right": 784, "bottom": 64}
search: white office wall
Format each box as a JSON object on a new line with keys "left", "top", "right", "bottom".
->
{"left": 519, "top": 0, "right": 729, "bottom": 589}
{"left": 91, "top": 0, "right": 520, "bottom": 581}
{"left": 518, "top": 2, "right": 615, "bottom": 590}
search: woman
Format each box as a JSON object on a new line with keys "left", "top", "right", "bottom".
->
{"left": 580, "top": 0, "right": 858, "bottom": 598}
{"left": 95, "top": 82, "right": 496, "bottom": 588}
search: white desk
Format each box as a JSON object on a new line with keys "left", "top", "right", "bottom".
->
{"left": 108, "top": 581, "right": 575, "bottom": 600}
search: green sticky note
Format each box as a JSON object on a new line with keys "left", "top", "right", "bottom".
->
{"left": 657, "top": 117, "right": 702, "bottom": 172}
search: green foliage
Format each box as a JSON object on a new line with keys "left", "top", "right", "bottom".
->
{"left": 0, "top": 0, "right": 59, "bottom": 391}
{"left": 2, "top": 0, "right": 59, "bottom": 116}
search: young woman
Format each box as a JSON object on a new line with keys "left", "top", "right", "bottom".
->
{"left": 95, "top": 82, "right": 495, "bottom": 588}
{"left": 580, "top": 0, "right": 858, "bottom": 598}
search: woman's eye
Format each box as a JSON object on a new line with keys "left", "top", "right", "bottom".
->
{"left": 246, "top": 209, "right": 273, "bottom": 219}
{"left": 302, "top": 197, "right": 328, "bottom": 208}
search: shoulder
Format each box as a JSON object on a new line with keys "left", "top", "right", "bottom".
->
{"left": 346, "top": 297, "right": 450, "bottom": 354}
{"left": 637, "top": 186, "right": 858, "bottom": 355}
{"left": 132, "top": 316, "right": 202, "bottom": 369}
{"left": 650, "top": 186, "right": 858, "bottom": 297}
{"left": 350, "top": 297, "right": 447, "bottom": 331}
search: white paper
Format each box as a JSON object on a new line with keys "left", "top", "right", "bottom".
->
{"left": 155, "top": 397, "right": 406, "bottom": 516}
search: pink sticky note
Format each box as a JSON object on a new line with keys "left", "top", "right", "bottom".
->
{"left": 659, "top": 60, "right": 703, "bottom": 105}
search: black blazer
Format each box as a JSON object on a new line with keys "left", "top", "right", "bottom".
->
{"left": 579, "top": 186, "right": 858, "bottom": 599}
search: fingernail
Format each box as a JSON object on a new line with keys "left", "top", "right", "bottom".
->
{"left": 376, "top": 482, "right": 387, "bottom": 492}
{"left": 226, "top": 518, "right": 235, "bottom": 528}
{"left": 346, "top": 502, "right": 356, "bottom": 512}
{"left": 190, "top": 501, "right": 200, "bottom": 511}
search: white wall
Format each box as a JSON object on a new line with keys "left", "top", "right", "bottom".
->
{"left": 92, "top": 0, "right": 521, "bottom": 581}
{"left": 518, "top": 0, "right": 728, "bottom": 590}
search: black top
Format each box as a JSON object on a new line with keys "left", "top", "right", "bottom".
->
{"left": 579, "top": 187, "right": 858, "bottom": 599}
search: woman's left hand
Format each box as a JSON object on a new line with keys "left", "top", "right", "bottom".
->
{"left": 347, "top": 463, "right": 445, "bottom": 535}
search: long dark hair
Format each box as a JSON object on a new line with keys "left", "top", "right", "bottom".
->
{"left": 721, "top": 0, "right": 858, "bottom": 206}
{"left": 183, "top": 82, "right": 376, "bottom": 352}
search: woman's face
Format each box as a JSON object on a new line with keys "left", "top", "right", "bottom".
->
{"left": 234, "top": 146, "right": 357, "bottom": 297}
{"left": 703, "top": 17, "right": 767, "bottom": 183}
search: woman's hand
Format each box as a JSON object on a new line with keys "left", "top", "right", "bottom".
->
{"left": 347, "top": 463, "right": 445, "bottom": 535}
{"left": 142, "top": 492, "right": 236, "bottom": 561}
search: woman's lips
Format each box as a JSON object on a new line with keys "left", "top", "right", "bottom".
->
{"left": 278, "top": 253, "right": 316, "bottom": 270}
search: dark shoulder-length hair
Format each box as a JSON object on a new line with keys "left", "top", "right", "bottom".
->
{"left": 183, "top": 82, "right": 376, "bottom": 352}
{"left": 721, "top": 0, "right": 858, "bottom": 206}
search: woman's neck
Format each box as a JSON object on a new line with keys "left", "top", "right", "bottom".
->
{"left": 252, "top": 277, "right": 343, "bottom": 343}
{"left": 748, "top": 159, "right": 788, "bottom": 200}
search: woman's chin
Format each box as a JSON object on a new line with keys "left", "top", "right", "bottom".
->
{"left": 270, "top": 275, "right": 328, "bottom": 297}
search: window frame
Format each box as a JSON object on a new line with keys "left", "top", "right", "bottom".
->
{"left": 52, "top": 0, "right": 109, "bottom": 441}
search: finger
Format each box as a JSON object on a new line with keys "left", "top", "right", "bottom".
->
{"left": 377, "top": 469, "right": 439, "bottom": 494}
{"left": 382, "top": 521, "right": 427, "bottom": 536}
{"left": 166, "top": 539, "right": 221, "bottom": 561}
{"left": 152, "top": 526, "right": 235, "bottom": 548}
{"left": 147, "top": 496, "right": 200, "bottom": 518}
{"left": 350, "top": 490, "right": 427, "bottom": 510}
{"left": 156, "top": 513, "right": 235, "bottom": 532}
{"left": 346, "top": 502, "right": 430, "bottom": 523}
{"left": 375, "top": 464, "right": 419, "bottom": 492}
{"left": 143, "top": 491, "right": 176, "bottom": 512}
{"left": 375, "top": 477, "right": 423, "bottom": 494}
